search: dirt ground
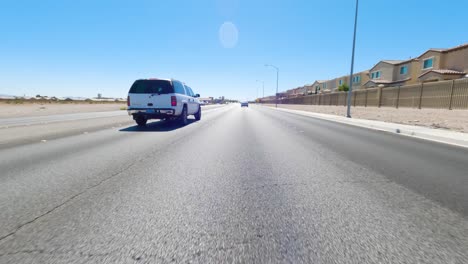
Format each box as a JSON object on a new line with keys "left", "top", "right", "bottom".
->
{"left": 264, "top": 104, "right": 468, "bottom": 133}
{"left": 0, "top": 103, "right": 126, "bottom": 118}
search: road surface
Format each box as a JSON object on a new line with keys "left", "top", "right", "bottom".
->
{"left": 0, "top": 111, "right": 127, "bottom": 128}
{"left": 0, "top": 105, "right": 224, "bottom": 149}
{"left": 1, "top": 104, "right": 467, "bottom": 263}
{"left": 0, "top": 105, "right": 225, "bottom": 128}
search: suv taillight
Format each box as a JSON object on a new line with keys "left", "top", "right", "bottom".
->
{"left": 171, "top": 96, "right": 177, "bottom": 106}
{"left": 127, "top": 96, "right": 130, "bottom": 106}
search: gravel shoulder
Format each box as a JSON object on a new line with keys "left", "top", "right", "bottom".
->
{"left": 263, "top": 104, "right": 468, "bottom": 133}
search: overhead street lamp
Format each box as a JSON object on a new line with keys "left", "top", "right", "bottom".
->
{"left": 265, "top": 64, "right": 279, "bottom": 108}
{"left": 346, "top": 0, "right": 359, "bottom": 118}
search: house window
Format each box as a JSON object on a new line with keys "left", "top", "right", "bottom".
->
{"left": 352, "top": 76, "right": 361, "bottom": 83}
{"left": 400, "top": 66, "right": 408, "bottom": 75}
{"left": 323, "top": 83, "right": 327, "bottom": 89}
{"left": 371, "top": 71, "right": 381, "bottom": 79}
{"left": 423, "top": 58, "right": 433, "bottom": 69}
{"left": 339, "top": 80, "right": 343, "bottom": 85}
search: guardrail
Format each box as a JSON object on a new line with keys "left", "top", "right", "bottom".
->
{"left": 261, "top": 78, "right": 468, "bottom": 110}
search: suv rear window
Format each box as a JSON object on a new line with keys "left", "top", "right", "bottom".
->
{"left": 173, "top": 81, "right": 187, "bottom": 95}
{"left": 129, "top": 80, "right": 174, "bottom": 94}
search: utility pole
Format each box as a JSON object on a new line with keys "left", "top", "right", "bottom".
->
{"left": 346, "top": 0, "right": 359, "bottom": 118}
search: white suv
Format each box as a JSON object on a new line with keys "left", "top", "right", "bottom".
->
{"left": 127, "top": 78, "right": 201, "bottom": 127}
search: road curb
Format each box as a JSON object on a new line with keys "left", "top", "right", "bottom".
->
{"left": 266, "top": 106, "right": 468, "bottom": 149}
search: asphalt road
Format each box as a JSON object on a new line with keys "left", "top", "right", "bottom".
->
{"left": 0, "top": 105, "right": 225, "bottom": 149}
{"left": 1, "top": 104, "right": 467, "bottom": 263}
{"left": 0, "top": 105, "right": 225, "bottom": 129}
{"left": 0, "top": 111, "right": 127, "bottom": 128}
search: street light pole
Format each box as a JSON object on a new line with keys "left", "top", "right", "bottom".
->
{"left": 256, "top": 80, "right": 264, "bottom": 103}
{"left": 265, "top": 64, "right": 279, "bottom": 108}
{"left": 346, "top": 0, "right": 359, "bottom": 118}
{"left": 262, "top": 81, "right": 265, "bottom": 98}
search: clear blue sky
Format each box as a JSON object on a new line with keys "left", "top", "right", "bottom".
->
{"left": 1, "top": 0, "right": 467, "bottom": 100}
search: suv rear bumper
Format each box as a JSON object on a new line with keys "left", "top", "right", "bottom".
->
{"left": 128, "top": 108, "right": 176, "bottom": 119}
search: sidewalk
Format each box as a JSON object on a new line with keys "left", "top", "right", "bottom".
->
{"left": 266, "top": 106, "right": 468, "bottom": 148}
{"left": 262, "top": 104, "right": 468, "bottom": 133}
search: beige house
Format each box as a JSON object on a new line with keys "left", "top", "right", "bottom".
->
{"left": 279, "top": 43, "right": 468, "bottom": 96}
{"left": 364, "top": 59, "right": 418, "bottom": 88}
{"left": 295, "top": 86, "right": 307, "bottom": 96}
{"left": 335, "top": 75, "right": 349, "bottom": 91}
{"left": 303, "top": 83, "right": 315, "bottom": 94}
{"left": 417, "top": 43, "right": 468, "bottom": 82}
{"left": 286, "top": 86, "right": 307, "bottom": 97}
{"left": 350, "top": 70, "right": 370, "bottom": 89}
{"left": 324, "top": 78, "right": 337, "bottom": 92}
{"left": 334, "top": 70, "right": 370, "bottom": 90}
{"left": 310, "top": 80, "right": 327, "bottom": 94}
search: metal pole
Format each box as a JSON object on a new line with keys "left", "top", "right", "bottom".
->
{"left": 256, "top": 80, "right": 265, "bottom": 104}
{"left": 448, "top": 80, "right": 455, "bottom": 110}
{"left": 346, "top": 0, "right": 359, "bottom": 118}
{"left": 276, "top": 69, "right": 279, "bottom": 108}
{"left": 418, "top": 82, "right": 424, "bottom": 109}
{"left": 396, "top": 86, "right": 401, "bottom": 109}
{"left": 265, "top": 64, "right": 279, "bottom": 108}
{"left": 365, "top": 89, "right": 368, "bottom": 107}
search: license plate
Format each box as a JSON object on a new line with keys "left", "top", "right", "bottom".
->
{"left": 146, "top": 109, "right": 155, "bottom": 113}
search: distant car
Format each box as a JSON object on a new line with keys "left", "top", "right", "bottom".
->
{"left": 127, "top": 78, "right": 201, "bottom": 127}
{"left": 241, "top": 102, "right": 249, "bottom": 107}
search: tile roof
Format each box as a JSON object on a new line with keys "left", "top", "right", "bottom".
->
{"left": 367, "top": 79, "right": 393, "bottom": 84}
{"left": 445, "top": 43, "right": 468, "bottom": 52}
{"left": 307, "top": 80, "right": 327, "bottom": 86}
{"left": 381, "top": 60, "right": 405, "bottom": 65}
{"left": 418, "top": 69, "right": 466, "bottom": 78}
{"left": 431, "top": 43, "right": 468, "bottom": 53}
{"left": 418, "top": 43, "right": 468, "bottom": 58}
{"left": 365, "top": 78, "right": 411, "bottom": 85}
{"left": 432, "top": 69, "right": 466, "bottom": 75}
{"left": 426, "top": 48, "right": 446, "bottom": 52}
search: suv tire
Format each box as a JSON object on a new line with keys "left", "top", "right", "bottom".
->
{"left": 135, "top": 116, "right": 147, "bottom": 127}
{"left": 194, "top": 106, "right": 201, "bottom": 121}
{"left": 179, "top": 106, "right": 188, "bottom": 126}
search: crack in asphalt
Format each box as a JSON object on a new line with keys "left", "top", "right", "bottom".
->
{"left": 0, "top": 248, "right": 113, "bottom": 258}
{"left": 0, "top": 133, "right": 180, "bottom": 243}
{"left": 0, "top": 106, "right": 233, "bottom": 245}
{"left": 0, "top": 161, "right": 137, "bottom": 243}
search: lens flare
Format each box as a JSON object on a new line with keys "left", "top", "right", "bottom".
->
{"left": 219, "top": 22, "right": 239, "bottom": 48}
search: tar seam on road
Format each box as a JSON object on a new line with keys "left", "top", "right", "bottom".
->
{"left": 0, "top": 161, "right": 136, "bottom": 243}
{"left": 0, "top": 105, "right": 231, "bottom": 245}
